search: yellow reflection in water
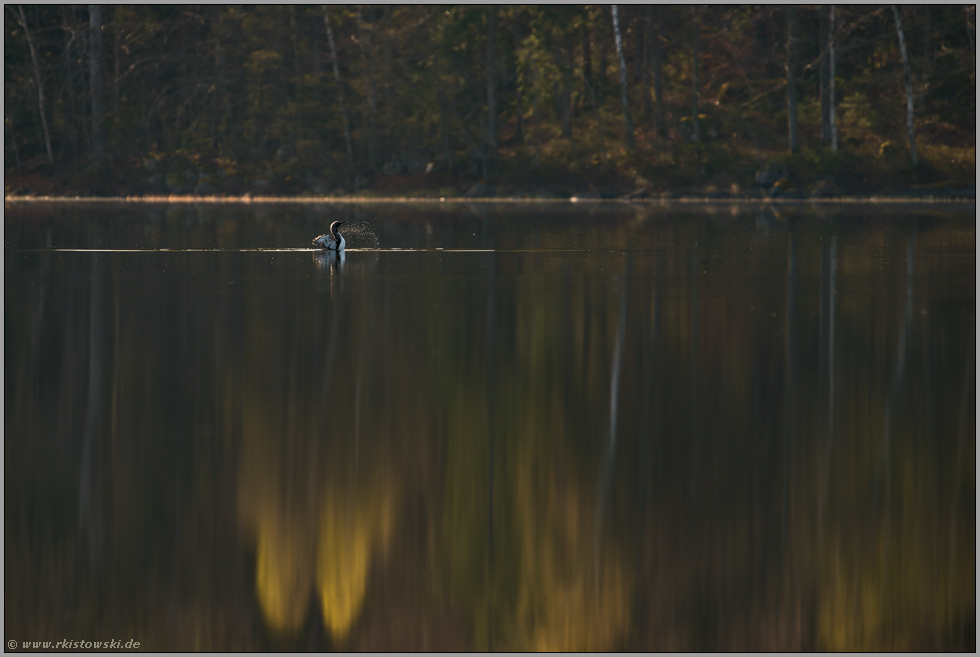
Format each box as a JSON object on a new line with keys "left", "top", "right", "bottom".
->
{"left": 440, "top": 371, "right": 634, "bottom": 650}
{"left": 237, "top": 390, "right": 395, "bottom": 641}
{"left": 253, "top": 513, "right": 314, "bottom": 632}
{"left": 516, "top": 482, "right": 631, "bottom": 652}
{"left": 316, "top": 485, "right": 394, "bottom": 641}
{"left": 813, "top": 429, "right": 975, "bottom": 650}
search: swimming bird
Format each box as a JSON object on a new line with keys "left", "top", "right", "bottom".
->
{"left": 313, "top": 221, "right": 346, "bottom": 251}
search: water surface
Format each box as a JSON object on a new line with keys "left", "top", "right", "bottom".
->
{"left": 5, "top": 201, "right": 975, "bottom": 650}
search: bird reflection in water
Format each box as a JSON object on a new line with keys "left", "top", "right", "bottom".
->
{"left": 315, "top": 249, "right": 346, "bottom": 271}
{"left": 314, "top": 250, "right": 345, "bottom": 296}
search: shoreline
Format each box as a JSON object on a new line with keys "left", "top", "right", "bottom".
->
{"left": 5, "top": 194, "right": 975, "bottom": 205}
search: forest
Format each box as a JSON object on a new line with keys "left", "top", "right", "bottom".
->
{"left": 3, "top": 5, "right": 976, "bottom": 198}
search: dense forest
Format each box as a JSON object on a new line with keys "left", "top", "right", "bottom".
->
{"left": 4, "top": 5, "right": 976, "bottom": 197}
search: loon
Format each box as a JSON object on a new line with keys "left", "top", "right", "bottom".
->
{"left": 313, "top": 221, "right": 346, "bottom": 251}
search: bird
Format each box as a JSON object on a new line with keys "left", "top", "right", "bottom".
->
{"left": 313, "top": 221, "right": 346, "bottom": 251}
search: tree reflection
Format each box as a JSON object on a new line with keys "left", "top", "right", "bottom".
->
{"left": 4, "top": 205, "right": 975, "bottom": 650}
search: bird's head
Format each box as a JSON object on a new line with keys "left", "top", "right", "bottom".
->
{"left": 330, "top": 221, "right": 347, "bottom": 236}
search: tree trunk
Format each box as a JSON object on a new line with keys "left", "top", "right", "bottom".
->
{"left": 583, "top": 67, "right": 609, "bottom": 167}
{"left": 892, "top": 5, "right": 918, "bottom": 166}
{"left": 438, "top": 88, "right": 453, "bottom": 174}
{"left": 919, "top": 6, "right": 932, "bottom": 108}
{"left": 532, "top": 64, "right": 542, "bottom": 167}
{"left": 922, "top": 6, "right": 932, "bottom": 72}
{"left": 560, "top": 29, "right": 573, "bottom": 138}
{"left": 323, "top": 6, "right": 355, "bottom": 178}
{"left": 787, "top": 6, "right": 800, "bottom": 153}
{"left": 692, "top": 7, "right": 700, "bottom": 145}
{"left": 312, "top": 16, "right": 321, "bottom": 75}
{"left": 211, "top": 8, "right": 221, "bottom": 149}
{"left": 513, "top": 23, "right": 527, "bottom": 146}
{"left": 652, "top": 6, "right": 665, "bottom": 138}
{"left": 642, "top": 6, "right": 652, "bottom": 123}
{"left": 8, "top": 121, "right": 22, "bottom": 168}
{"left": 289, "top": 7, "right": 302, "bottom": 100}
{"left": 113, "top": 8, "right": 120, "bottom": 121}
{"left": 515, "top": 62, "right": 527, "bottom": 147}
{"left": 382, "top": 8, "right": 394, "bottom": 156}
{"left": 581, "top": 16, "right": 593, "bottom": 91}
{"left": 515, "top": 82, "right": 526, "bottom": 146}
{"left": 966, "top": 6, "right": 975, "bottom": 52}
{"left": 17, "top": 5, "right": 54, "bottom": 165}
{"left": 597, "top": 9, "right": 608, "bottom": 98}
{"left": 89, "top": 4, "right": 105, "bottom": 162}
{"left": 61, "top": 7, "right": 77, "bottom": 159}
{"left": 355, "top": 9, "right": 379, "bottom": 162}
{"left": 819, "top": 5, "right": 831, "bottom": 144}
{"left": 611, "top": 5, "right": 635, "bottom": 149}
{"left": 486, "top": 8, "right": 497, "bottom": 154}
{"left": 829, "top": 5, "right": 837, "bottom": 151}
{"left": 80, "top": 17, "right": 92, "bottom": 156}
{"left": 216, "top": 11, "right": 231, "bottom": 144}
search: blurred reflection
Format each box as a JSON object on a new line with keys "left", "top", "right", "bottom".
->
{"left": 237, "top": 252, "right": 400, "bottom": 644}
{"left": 237, "top": 410, "right": 395, "bottom": 641}
{"left": 4, "top": 204, "right": 975, "bottom": 650}
{"left": 313, "top": 249, "right": 345, "bottom": 272}
{"left": 314, "top": 250, "right": 345, "bottom": 297}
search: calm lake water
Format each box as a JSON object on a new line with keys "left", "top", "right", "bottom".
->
{"left": 5, "top": 201, "right": 975, "bottom": 651}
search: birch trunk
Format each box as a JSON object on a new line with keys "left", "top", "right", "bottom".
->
{"left": 819, "top": 6, "right": 831, "bottom": 143}
{"left": 642, "top": 6, "right": 652, "bottom": 123}
{"left": 513, "top": 22, "right": 527, "bottom": 146}
{"left": 597, "top": 14, "right": 608, "bottom": 99}
{"left": 581, "top": 18, "right": 592, "bottom": 90}
{"left": 583, "top": 69, "right": 609, "bottom": 167}
{"left": 17, "top": 5, "right": 54, "bottom": 164}
{"left": 438, "top": 88, "right": 453, "bottom": 174}
{"left": 80, "top": 16, "right": 92, "bottom": 155}
{"left": 891, "top": 5, "right": 919, "bottom": 166}
{"left": 787, "top": 6, "right": 800, "bottom": 153}
{"left": 532, "top": 64, "right": 542, "bottom": 167}
{"left": 966, "top": 7, "right": 975, "bottom": 52}
{"left": 323, "top": 7, "right": 355, "bottom": 176}
{"left": 382, "top": 9, "right": 395, "bottom": 155}
{"left": 437, "top": 40, "right": 454, "bottom": 174}
{"left": 829, "top": 5, "right": 837, "bottom": 151}
{"left": 560, "top": 30, "right": 573, "bottom": 138}
{"left": 62, "top": 6, "right": 79, "bottom": 158}
{"left": 515, "top": 67, "right": 527, "bottom": 146}
{"left": 8, "top": 121, "right": 22, "bottom": 168}
{"left": 312, "top": 17, "right": 321, "bottom": 74}
{"left": 89, "top": 5, "right": 105, "bottom": 161}
{"left": 486, "top": 8, "right": 497, "bottom": 153}
{"left": 652, "top": 6, "right": 665, "bottom": 138}
{"left": 919, "top": 6, "right": 932, "bottom": 108}
{"left": 354, "top": 9, "right": 379, "bottom": 162}
{"left": 113, "top": 9, "right": 120, "bottom": 121}
{"left": 692, "top": 7, "right": 700, "bottom": 145}
{"left": 611, "top": 5, "right": 635, "bottom": 149}
{"left": 922, "top": 6, "right": 933, "bottom": 76}
{"left": 289, "top": 7, "right": 302, "bottom": 99}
